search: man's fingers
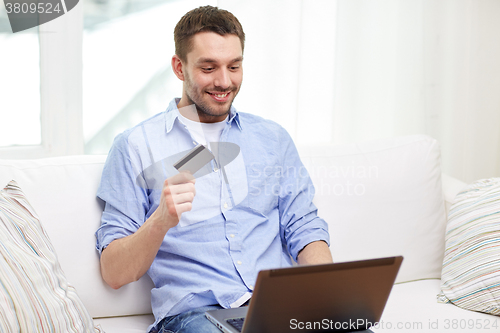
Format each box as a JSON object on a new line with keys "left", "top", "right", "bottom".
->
{"left": 167, "top": 200, "right": 193, "bottom": 219}
{"left": 163, "top": 191, "right": 193, "bottom": 219}
{"left": 165, "top": 172, "right": 195, "bottom": 186}
{"left": 172, "top": 192, "right": 195, "bottom": 205}
{"left": 173, "top": 202, "right": 193, "bottom": 216}
{"left": 164, "top": 182, "right": 196, "bottom": 197}
{"left": 159, "top": 172, "right": 196, "bottom": 223}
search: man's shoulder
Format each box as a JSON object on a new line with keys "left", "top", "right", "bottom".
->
{"left": 237, "top": 111, "right": 293, "bottom": 147}
{"left": 237, "top": 111, "right": 285, "bottom": 132}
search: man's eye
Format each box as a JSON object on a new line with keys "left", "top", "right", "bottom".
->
{"left": 202, "top": 68, "right": 214, "bottom": 71}
{"left": 230, "top": 66, "right": 240, "bottom": 71}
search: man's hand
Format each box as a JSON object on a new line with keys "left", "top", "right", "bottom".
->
{"left": 100, "top": 172, "right": 196, "bottom": 289}
{"left": 151, "top": 171, "right": 196, "bottom": 230}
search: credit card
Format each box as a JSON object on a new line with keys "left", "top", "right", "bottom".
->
{"left": 173, "top": 144, "right": 215, "bottom": 174}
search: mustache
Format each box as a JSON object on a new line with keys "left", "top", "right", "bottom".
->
{"left": 206, "top": 86, "right": 238, "bottom": 93}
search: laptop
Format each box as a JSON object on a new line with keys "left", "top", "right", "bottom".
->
{"left": 206, "top": 256, "right": 403, "bottom": 333}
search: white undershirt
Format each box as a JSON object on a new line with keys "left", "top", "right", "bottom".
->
{"left": 178, "top": 113, "right": 228, "bottom": 146}
{"left": 177, "top": 112, "right": 228, "bottom": 220}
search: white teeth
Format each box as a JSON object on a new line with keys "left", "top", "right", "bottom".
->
{"left": 214, "top": 93, "right": 228, "bottom": 98}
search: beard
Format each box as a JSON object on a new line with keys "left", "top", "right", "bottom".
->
{"left": 183, "top": 72, "right": 240, "bottom": 122}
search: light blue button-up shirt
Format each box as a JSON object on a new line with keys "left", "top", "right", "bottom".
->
{"left": 95, "top": 98, "right": 330, "bottom": 331}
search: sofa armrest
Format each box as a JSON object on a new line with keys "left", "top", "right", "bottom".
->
{"left": 442, "top": 173, "right": 467, "bottom": 216}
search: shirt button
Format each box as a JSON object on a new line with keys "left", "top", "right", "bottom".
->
{"left": 249, "top": 285, "right": 254, "bottom": 290}
{"left": 230, "top": 234, "right": 235, "bottom": 238}
{"left": 224, "top": 202, "right": 228, "bottom": 209}
{"left": 214, "top": 167, "right": 219, "bottom": 172}
{"left": 237, "top": 260, "right": 242, "bottom": 265}
{"left": 193, "top": 141, "right": 197, "bottom": 145}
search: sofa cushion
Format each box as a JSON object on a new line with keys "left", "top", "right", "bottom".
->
{"left": 440, "top": 178, "right": 500, "bottom": 314}
{"left": 377, "top": 279, "right": 497, "bottom": 333}
{"left": 0, "top": 156, "right": 154, "bottom": 319}
{"left": 0, "top": 180, "right": 103, "bottom": 332}
{"left": 298, "top": 135, "right": 447, "bottom": 283}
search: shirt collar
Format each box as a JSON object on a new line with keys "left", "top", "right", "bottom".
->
{"left": 165, "top": 98, "right": 242, "bottom": 134}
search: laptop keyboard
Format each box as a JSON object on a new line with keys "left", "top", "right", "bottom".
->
{"left": 226, "top": 317, "right": 245, "bottom": 332}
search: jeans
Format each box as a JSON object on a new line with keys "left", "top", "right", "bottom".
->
{"left": 158, "top": 305, "right": 224, "bottom": 333}
{"left": 157, "top": 304, "right": 375, "bottom": 333}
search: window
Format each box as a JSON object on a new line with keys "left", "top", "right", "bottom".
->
{"left": 0, "top": 2, "right": 84, "bottom": 159}
{"left": 0, "top": 0, "right": 223, "bottom": 159}
{"left": 82, "top": 0, "right": 213, "bottom": 155}
{"left": 0, "top": 4, "right": 41, "bottom": 148}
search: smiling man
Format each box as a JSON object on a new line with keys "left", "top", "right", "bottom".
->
{"left": 95, "top": 6, "right": 332, "bottom": 333}
{"left": 173, "top": 30, "right": 243, "bottom": 123}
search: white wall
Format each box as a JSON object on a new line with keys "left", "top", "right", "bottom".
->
{"left": 220, "top": 0, "right": 500, "bottom": 183}
{"left": 1, "top": 0, "right": 499, "bottom": 183}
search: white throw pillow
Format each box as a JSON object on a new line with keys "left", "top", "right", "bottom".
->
{"left": 439, "top": 178, "right": 500, "bottom": 314}
{"left": 0, "top": 180, "right": 104, "bottom": 332}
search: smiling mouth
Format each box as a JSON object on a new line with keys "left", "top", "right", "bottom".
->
{"left": 207, "top": 91, "right": 231, "bottom": 102}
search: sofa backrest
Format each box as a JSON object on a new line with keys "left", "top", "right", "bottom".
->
{"left": 0, "top": 134, "right": 447, "bottom": 318}
{"left": 0, "top": 156, "right": 154, "bottom": 319}
{"left": 298, "top": 134, "right": 447, "bottom": 283}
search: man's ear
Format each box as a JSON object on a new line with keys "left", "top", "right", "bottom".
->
{"left": 172, "top": 55, "right": 185, "bottom": 81}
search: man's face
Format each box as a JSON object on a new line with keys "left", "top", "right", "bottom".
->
{"left": 178, "top": 31, "right": 243, "bottom": 123}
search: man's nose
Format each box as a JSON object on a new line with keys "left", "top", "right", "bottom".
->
{"left": 214, "top": 68, "right": 231, "bottom": 89}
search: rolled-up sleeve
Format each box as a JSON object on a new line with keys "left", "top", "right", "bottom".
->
{"left": 95, "top": 133, "right": 150, "bottom": 254}
{"left": 277, "top": 128, "right": 330, "bottom": 261}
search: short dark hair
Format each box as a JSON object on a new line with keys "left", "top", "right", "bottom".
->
{"left": 174, "top": 5, "right": 245, "bottom": 62}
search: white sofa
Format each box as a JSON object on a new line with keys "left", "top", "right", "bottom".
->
{"left": 0, "top": 134, "right": 497, "bottom": 333}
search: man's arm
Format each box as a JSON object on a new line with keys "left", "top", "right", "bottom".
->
{"left": 100, "top": 172, "right": 196, "bottom": 289}
{"left": 296, "top": 240, "right": 333, "bottom": 265}
{"left": 274, "top": 126, "right": 331, "bottom": 265}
